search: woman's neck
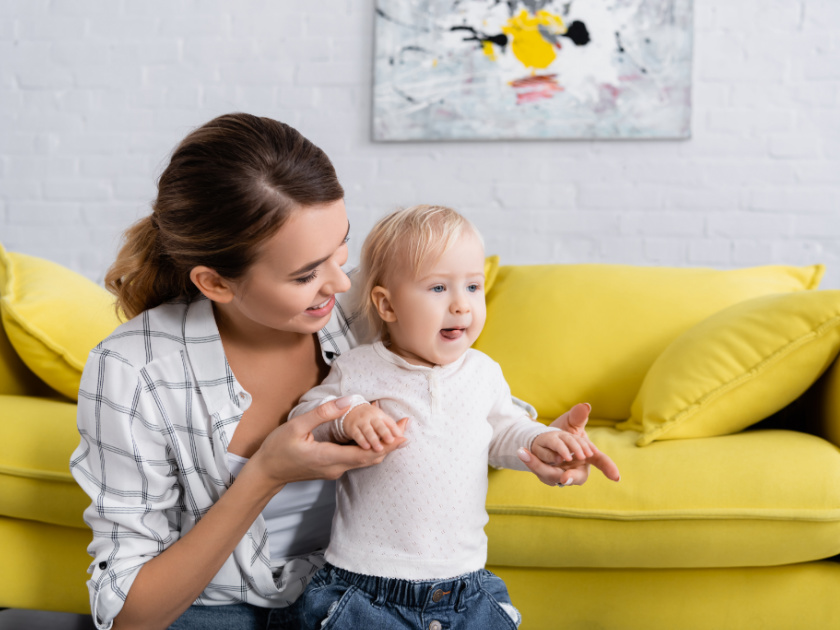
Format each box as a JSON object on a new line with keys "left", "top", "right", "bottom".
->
{"left": 212, "top": 302, "right": 307, "bottom": 351}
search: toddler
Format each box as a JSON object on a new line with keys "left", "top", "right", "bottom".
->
{"left": 291, "top": 205, "right": 597, "bottom": 629}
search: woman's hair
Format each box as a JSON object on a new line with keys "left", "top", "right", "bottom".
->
{"left": 352, "top": 204, "right": 483, "bottom": 343}
{"left": 105, "top": 113, "right": 344, "bottom": 319}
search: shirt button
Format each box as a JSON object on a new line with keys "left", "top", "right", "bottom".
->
{"left": 431, "top": 589, "right": 445, "bottom": 603}
{"left": 98, "top": 561, "right": 107, "bottom": 570}
{"left": 429, "top": 621, "right": 442, "bottom": 630}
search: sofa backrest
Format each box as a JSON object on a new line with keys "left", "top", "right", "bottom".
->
{"left": 474, "top": 263, "right": 825, "bottom": 423}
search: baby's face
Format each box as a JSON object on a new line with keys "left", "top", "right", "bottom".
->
{"left": 382, "top": 230, "right": 487, "bottom": 367}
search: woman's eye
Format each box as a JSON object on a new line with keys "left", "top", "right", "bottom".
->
{"left": 295, "top": 271, "right": 318, "bottom": 285}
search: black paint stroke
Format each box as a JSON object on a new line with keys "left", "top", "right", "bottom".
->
{"left": 389, "top": 44, "right": 436, "bottom": 66}
{"left": 450, "top": 25, "right": 509, "bottom": 52}
{"left": 564, "top": 20, "right": 590, "bottom": 46}
{"left": 615, "top": 31, "right": 648, "bottom": 74}
{"left": 375, "top": 7, "right": 431, "bottom": 32}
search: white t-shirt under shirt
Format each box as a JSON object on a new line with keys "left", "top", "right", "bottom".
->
{"left": 226, "top": 454, "right": 335, "bottom": 565}
{"left": 290, "top": 341, "right": 559, "bottom": 581}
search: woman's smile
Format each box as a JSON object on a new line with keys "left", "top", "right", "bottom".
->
{"left": 306, "top": 295, "right": 336, "bottom": 317}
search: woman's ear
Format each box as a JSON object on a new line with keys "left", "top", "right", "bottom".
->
{"left": 371, "top": 286, "right": 397, "bottom": 322}
{"left": 190, "top": 266, "right": 235, "bottom": 304}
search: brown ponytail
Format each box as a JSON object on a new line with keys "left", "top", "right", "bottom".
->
{"left": 105, "top": 113, "right": 344, "bottom": 319}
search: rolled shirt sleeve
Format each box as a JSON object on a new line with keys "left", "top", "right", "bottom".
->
{"left": 71, "top": 351, "right": 183, "bottom": 629}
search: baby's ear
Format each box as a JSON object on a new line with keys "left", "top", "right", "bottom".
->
{"left": 371, "top": 286, "right": 397, "bottom": 322}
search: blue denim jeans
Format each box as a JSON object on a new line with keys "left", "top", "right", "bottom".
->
{"left": 167, "top": 599, "right": 302, "bottom": 630}
{"left": 298, "top": 564, "right": 522, "bottom": 630}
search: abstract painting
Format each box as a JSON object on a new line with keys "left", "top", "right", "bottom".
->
{"left": 372, "top": 0, "right": 693, "bottom": 141}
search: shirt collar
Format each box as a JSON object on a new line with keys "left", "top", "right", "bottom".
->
{"left": 182, "top": 295, "right": 245, "bottom": 419}
{"left": 372, "top": 340, "right": 469, "bottom": 374}
{"left": 184, "top": 294, "right": 359, "bottom": 418}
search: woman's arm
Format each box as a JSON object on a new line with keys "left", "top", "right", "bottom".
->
{"left": 112, "top": 398, "right": 406, "bottom": 630}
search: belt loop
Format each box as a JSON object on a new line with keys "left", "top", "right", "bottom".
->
{"left": 454, "top": 577, "right": 469, "bottom": 613}
{"left": 371, "top": 575, "right": 386, "bottom": 609}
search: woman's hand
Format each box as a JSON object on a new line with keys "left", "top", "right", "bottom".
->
{"left": 250, "top": 397, "right": 409, "bottom": 491}
{"left": 517, "top": 403, "right": 621, "bottom": 487}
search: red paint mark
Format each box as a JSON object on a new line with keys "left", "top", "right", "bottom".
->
{"left": 602, "top": 83, "right": 620, "bottom": 98}
{"left": 509, "top": 74, "right": 563, "bottom": 104}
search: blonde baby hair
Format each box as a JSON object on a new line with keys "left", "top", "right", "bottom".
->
{"left": 352, "top": 204, "right": 484, "bottom": 343}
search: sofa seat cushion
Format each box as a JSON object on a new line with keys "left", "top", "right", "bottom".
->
{"left": 0, "top": 395, "right": 89, "bottom": 528}
{"left": 486, "top": 427, "right": 840, "bottom": 569}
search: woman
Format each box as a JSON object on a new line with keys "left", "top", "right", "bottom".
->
{"left": 70, "top": 113, "right": 616, "bottom": 630}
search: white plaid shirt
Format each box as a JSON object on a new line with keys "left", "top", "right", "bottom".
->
{"left": 70, "top": 294, "right": 356, "bottom": 630}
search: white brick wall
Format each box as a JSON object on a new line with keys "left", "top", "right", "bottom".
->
{"left": 1, "top": 0, "right": 838, "bottom": 288}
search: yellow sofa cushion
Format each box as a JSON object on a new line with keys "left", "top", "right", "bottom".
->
{"left": 486, "top": 427, "right": 840, "bottom": 570}
{"left": 620, "top": 291, "right": 840, "bottom": 445}
{"left": 475, "top": 263, "right": 824, "bottom": 422}
{"left": 0, "top": 317, "right": 53, "bottom": 397}
{"left": 0, "top": 517, "right": 91, "bottom": 614}
{"left": 484, "top": 255, "right": 500, "bottom": 294}
{"left": 0, "top": 395, "right": 89, "bottom": 529}
{"left": 0, "top": 245, "right": 122, "bottom": 400}
{"left": 493, "top": 563, "right": 840, "bottom": 630}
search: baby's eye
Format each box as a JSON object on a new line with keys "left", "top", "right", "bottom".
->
{"left": 467, "top": 284, "right": 480, "bottom": 293}
{"left": 431, "top": 285, "right": 445, "bottom": 293}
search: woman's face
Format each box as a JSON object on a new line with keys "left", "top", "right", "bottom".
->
{"left": 223, "top": 199, "right": 352, "bottom": 337}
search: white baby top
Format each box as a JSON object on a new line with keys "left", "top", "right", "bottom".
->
{"left": 290, "top": 341, "right": 558, "bottom": 581}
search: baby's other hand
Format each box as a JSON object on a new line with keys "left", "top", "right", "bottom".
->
{"left": 530, "top": 429, "right": 595, "bottom": 467}
{"left": 343, "top": 404, "right": 407, "bottom": 452}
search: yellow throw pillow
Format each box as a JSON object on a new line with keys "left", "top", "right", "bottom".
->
{"left": 484, "top": 255, "right": 500, "bottom": 294}
{"left": 475, "top": 263, "right": 824, "bottom": 423}
{"left": 0, "top": 316, "right": 54, "bottom": 397}
{"left": 623, "top": 290, "right": 840, "bottom": 446}
{"left": 0, "top": 245, "right": 122, "bottom": 400}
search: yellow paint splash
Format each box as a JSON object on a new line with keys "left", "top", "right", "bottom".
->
{"left": 501, "top": 9, "right": 566, "bottom": 70}
{"left": 482, "top": 40, "right": 497, "bottom": 61}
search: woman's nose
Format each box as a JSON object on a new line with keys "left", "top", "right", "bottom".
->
{"left": 327, "top": 263, "right": 352, "bottom": 295}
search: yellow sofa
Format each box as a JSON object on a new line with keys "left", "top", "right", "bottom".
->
{"left": 2, "top": 244, "right": 840, "bottom": 628}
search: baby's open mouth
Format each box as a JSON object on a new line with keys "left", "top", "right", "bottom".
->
{"left": 440, "top": 327, "right": 466, "bottom": 340}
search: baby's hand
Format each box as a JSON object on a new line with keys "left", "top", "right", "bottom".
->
{"left": 343, "top": 403, "right": 406, "bottom": 452}
{"left": 530, "top": 429, "right": 595, "bottom": 468}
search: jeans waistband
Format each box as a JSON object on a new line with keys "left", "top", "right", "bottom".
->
{"left": 324, "top": 563, "right": 486, "bottom": 611}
